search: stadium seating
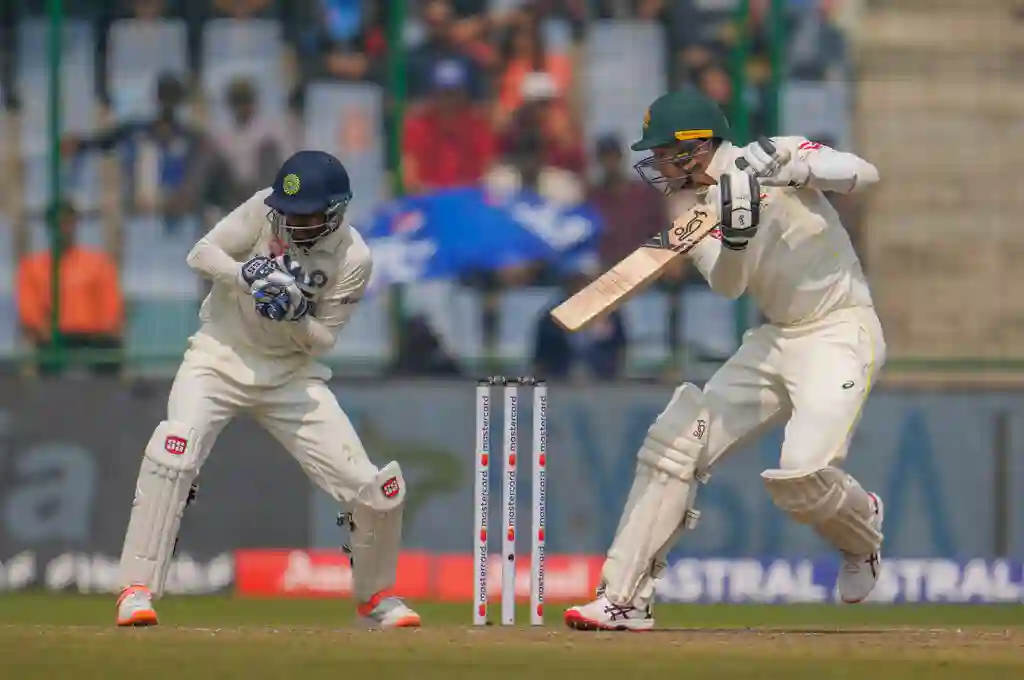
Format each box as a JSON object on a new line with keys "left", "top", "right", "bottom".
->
{"left": 107, "top": 19, "right": 188, "bottom": 120}
{"left": 17, "top": 19, "right": 101, "bottom": 214}
{"left": 621, "top": 292, "right": 671, "bottom": 367}
{"left": 496, "top": 287, "right": 556, "bottom": 366}
{"left": 0, "top": 218, "right": 15, "bottom": 357}
{"left": 201, "top": 19, "right": 287, "bottom": 127}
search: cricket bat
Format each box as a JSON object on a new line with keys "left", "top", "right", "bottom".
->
{"left": 550, "top": 143, "right": 787, "bottom": 333}
{"left": 550, "top": 205, "right": 719, "bottom": 332}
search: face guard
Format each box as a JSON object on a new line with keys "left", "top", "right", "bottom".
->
{"left": 634, "top": 139, "right": 716, "bottom": 195}
{"left": 268, "top": 196, "right": 351, "bottom": 250}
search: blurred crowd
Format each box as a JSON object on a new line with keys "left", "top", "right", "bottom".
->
{"left": 0, "top": 0, "right": 856, "bottom": 380}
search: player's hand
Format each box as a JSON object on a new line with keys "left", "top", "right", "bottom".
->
{"left": 712, "top": 169, "right": 761, "bottom": 252}
{"left": 238, "top": 255, "right": 278, "bottom": 292}
{"left": 254, "top": 289, "right": 291, "bottom": 321}
{"left": 737, "top": 137, "right": 805, "bottom": 187}
{"left": 255, "top": 271, "right": 309, "bottom": 320}
{"left": 276, "top": 253, "right": 329, "bottom": 295}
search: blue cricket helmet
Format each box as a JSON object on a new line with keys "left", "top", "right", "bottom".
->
{"left": 265, "top": 150, "right": 353, "bottom": 247}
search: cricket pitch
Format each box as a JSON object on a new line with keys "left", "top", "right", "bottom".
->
{"left": 1, "top": 594, "right": 1022, "bottom": 679}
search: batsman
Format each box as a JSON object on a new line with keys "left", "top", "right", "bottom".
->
{"left": 565, "top": 90, "right": 885, "bottom": 630}
{"left": 115, "top": 150, "right": 420, "bottom": 629}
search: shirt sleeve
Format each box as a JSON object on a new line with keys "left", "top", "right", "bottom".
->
{"left": 289, "top": 246, "right": 373, "bottom": 356}
{"left": 186, "top": 191, "right": 266, "bottom": 289}
{"left": 687, "top": 226, "right": 756, "bottom": 300}
{"left": 778, "top": 136, "right": 880, "bottom": 194}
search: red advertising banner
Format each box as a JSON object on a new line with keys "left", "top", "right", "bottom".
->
{"left": 234, "top": 550, "right": 603, "bottom": 601}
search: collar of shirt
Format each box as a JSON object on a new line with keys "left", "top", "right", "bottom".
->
{"left": 702, "top": 140, "right": 739, "bottom": 188}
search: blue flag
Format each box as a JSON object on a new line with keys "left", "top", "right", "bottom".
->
{"left": 360, "top": 187, "right": 603, "bottom": 293}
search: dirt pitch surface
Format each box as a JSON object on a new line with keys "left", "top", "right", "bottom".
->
{"left": 1, "top": 595, "right": 1023, "bottom": 679}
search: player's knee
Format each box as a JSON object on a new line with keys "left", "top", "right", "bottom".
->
{"left": 354, "top": 460, "right": 406, "bottom": 512}
{"left": 642, "top": 383, "right": 709, "bottom": 480}
{"left": 760, "top": 466, "right": 880, "bottom": 555}
{"left": 144, "top": 421, "right": 203, "bottom": 472}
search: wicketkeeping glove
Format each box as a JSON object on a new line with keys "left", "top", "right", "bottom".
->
{"left": 239, "top": 255, "right": 278, "bottom": 292}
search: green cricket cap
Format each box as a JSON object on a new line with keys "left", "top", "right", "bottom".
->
{"left": 631, "top": 89, "right": 732, "bottom": 152}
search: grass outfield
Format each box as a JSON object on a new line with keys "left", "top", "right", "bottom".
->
{"left": 1, "top": 595, "right": 1023, "bottom": 679}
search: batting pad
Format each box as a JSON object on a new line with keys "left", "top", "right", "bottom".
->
{"left": 348, "top": 461, "right": 407, "bottom": 602}
{"left": 117, "top": 420, "right": 201, "bottom": 597}
{"left": 602, "top": 384, "right": 708, "bottom": 608}
{"left": 761, "top": 466, "right": 882, "bottom": 556}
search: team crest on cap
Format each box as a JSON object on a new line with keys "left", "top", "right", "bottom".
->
{"left": 643, "top": 108, "right": 651, "bottom": 130}
{"left": 283, "top": 173, "right": 301, "bottom": 195}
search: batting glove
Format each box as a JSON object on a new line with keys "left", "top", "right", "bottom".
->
{"left": 737, "top": 137, "right": 808, "bottom": 187}
{"left": 712, "top": 169, "right": 762, "bottom": 252}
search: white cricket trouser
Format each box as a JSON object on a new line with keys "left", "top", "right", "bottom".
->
{"left": 167, "top": 355, "right": 378, "bottom": 503}
{"left": 700, "top": 305, "right": 886, "bottom": 472}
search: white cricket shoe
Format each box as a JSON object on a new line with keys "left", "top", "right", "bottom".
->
{"left": 837, "top": 493, "right": 884, "bottom": 604}
{"left": 357, "top": 593, "right": 421, "bottom": 629}
{"left": 564, "top": 595, "right": 654, "bottom": 631}
{"left": 116, "top": 585, "right": 159, "bottom": 627}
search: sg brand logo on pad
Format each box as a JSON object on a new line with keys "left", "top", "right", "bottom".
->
{"left": 164, "top": 436, "right": 187, "bottom": 455}
{"left": 381, "top": 477, "right": 401, "bottom": 499}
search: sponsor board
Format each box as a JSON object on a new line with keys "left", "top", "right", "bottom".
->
{"left": 656, "top": 558, "right": 1024, "bottom": 604}
{"left": 232, "top": 552, "right": 1024, "bottom": 604}
{"left": 0, "top": 551, "right": 234, "bottom": 594}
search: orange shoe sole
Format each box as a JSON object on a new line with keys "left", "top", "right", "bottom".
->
{"left": 117, "top": 610, "right": 159, "bottom": 627}
{"left": 388, "top": 614, "right": 421, "bottom": 628}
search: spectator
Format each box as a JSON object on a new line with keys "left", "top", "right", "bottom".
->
{"left": 209, "top": 0, "right": 275, "bottom": 20}
{"left": 211, "top": 77, "right": 295, "bottom": 207}
{"left": 294, "top": 0, "right": 387, "bottom": 84}
{"left": 1, "top": 1, "right": 16, "bottom": 110}
{"left": 500, "top": 72, "right": 584, "bottom": 174}
{"left": 391, "top": 315, "right": 463, "bottom": 377}
{"left": 532, "top": 262, "right": 627, "bottom": 381}
{"left": 587, "top": 133, "right": 667, "bottom": 268}
{"left": 695, "top": 62, "right": 733, "bottom": 109}
{"left": 485, "top": 128, "right": 583, "bottom": 209}
{"left": 788, "top": 0, "right": 850, "bottom": 81}
{"left": 401, "top": 59, "right": 496, "bottom": 194}
{"left": 494, "top": 11, "right": 573, "bottom": 130}
{"left": 62, "top": 72, "right": 216, "bottom": 231}
{"left": 16, "top": 201, "right": 124, "bottom": 376}
{"left": 407, "top": 0, "right": 487, "bottom": 101}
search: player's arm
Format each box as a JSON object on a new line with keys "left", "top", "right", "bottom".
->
{"left": 688, "top": 228, "right": 756, "bottom": 300}
{"left": 739, "top": 136, "right": 879, "bottom": 194}
{"left": 186, "top": 192, "right": 264, "bottom": 291}
{"left": 688, "top": 170, "right": 762, "bottom": 300}
{"left": 288, "top": 250, "right": 372, "bottom": 356}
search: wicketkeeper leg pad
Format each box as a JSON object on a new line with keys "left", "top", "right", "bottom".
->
{"left": 118, "top": 421, "right": 202, "bottom": 597}
{"left": 761, "top": 466, "right": 882, "bottom": 556}
{"left": 346, "top": 461, "right": 407, "bottom": 602}
{"left": 601, "top": 383, "right": 709, "bottom": 608}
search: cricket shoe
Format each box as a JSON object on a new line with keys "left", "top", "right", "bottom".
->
{"left": 837, "top": 493, "right": 884, "bottom": 604}
{"left": 357, "top": 593, "right": 421, "bottom": 629}
{"left": 116, "top": 585, "right": 158, "bottom": 627}
{"left": 564, "top": 595, "right": 654, "bottom": 631}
